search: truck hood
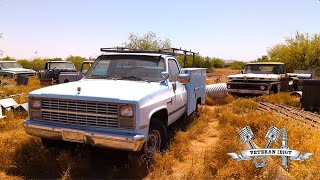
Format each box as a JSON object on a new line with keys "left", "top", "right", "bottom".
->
{"left": 3, "top": 68, "right": 36, "bottom": 73}
{"left": 29, "top": 79, "right": 169, "bottom": 103}
{"left": 227, "top": 73, "right": 280, "bottom": 81}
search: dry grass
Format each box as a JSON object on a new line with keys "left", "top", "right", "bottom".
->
{"left": 0, "top": 77, "right": 42, "bottom": 103}
{"left": 206, "top": 68, "right": 239, "bottom": 84}
{"left": 149, "top": 106, "right": 216, "bottom": 179}
{"left": 0, "top": 76, "right": 318, "bottom": 179}
{"left": 151, "top": 94, "right": 320, "bottom": 179}
{"left": 255, "top": 93, "right": 301, "bottom": 107}
{"left": 205, "top": 95, "right": 235, "bottom": 106}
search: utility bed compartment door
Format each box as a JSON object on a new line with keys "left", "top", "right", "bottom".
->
{"left": 181, "top": 68, "right": 206, "bottom": 116}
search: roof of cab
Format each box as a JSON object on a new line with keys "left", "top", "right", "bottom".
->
{"left": 100, "top": 52, "right": 174, "bottom": 58}
{"left": 0, "top": 61, "right": 19, "bottom": 63}
{"left": 46, "top": 61, "right": 74, "bottom": 63}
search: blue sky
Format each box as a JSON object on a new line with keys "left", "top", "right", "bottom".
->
{"left": 1, "top": 0, "right": 320, "bottom": 61}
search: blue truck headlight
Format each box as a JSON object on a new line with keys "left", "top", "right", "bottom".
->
{"left": 120, "top": 105, "right": 134, "bottom": 117}
{"left": 31, "top": 99, "right": 41, "bottom": 109}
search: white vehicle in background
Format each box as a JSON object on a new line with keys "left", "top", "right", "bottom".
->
{"left": 0, "top": 61, "right": 36, "bottom": 78}
{"left": 226, "top": 62, "right": 314, "bottom": 96}
{"left": 23, "top": 48, "right": 206, "bottom": 155}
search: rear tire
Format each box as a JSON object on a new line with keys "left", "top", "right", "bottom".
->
{"left": 144, "top": 118, "right": 167, "bottom": 157}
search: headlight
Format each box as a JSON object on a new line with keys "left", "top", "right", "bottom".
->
{"left": 30, "top": 111, "right": 42, "bottom": 119}
{"left": 260, "top": 85, "right": 266, "bottom": 90}
{"left": 31, "top": 99, "right": 41, "bottom": 109}
{"left": 120, "top": 105, "right": 134, "bottom": 117}
{"left": 227, "top": 85, "right": 231, "bottom": 89}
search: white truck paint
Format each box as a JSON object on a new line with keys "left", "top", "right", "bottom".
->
{"left": 23, "top": 53, "right": 206, "bottom": 154}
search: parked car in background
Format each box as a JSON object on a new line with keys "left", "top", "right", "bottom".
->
{"left": 226, "top": 62, "right": 294, "bottom": 95}
{"left": 0, "top": 61, "right": 36, "bottom": 78}
{"left": 59, "top": 61, "right": 94, "bottom": 83}
{"left": 38, "top": 61, "right": 77, "bottom": 85}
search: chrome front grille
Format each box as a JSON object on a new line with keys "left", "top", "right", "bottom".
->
{"left": 42, "top": 99, "right": 118, "bottom": 115}
{"left": 41, "top": 111, "right": 118, "bottom": 128}
{"left": 37, "top": 99, "right": 121, "bottom": 128}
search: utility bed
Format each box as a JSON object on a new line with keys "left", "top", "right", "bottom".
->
{"left": 181, "top": 68, "right": 206, "bottom": 115}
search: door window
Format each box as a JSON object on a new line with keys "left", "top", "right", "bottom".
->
{"left": 168, "top": 59, "right": 180, "bottom": 81}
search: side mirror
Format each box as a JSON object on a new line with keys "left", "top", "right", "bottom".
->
{"left": 161, "top": 71, "right": 169, "bottom": 81}
{"left": 178, "top": 74, "right": 190, "bottom": 84}
{"left": 241, "top": 70, "right": 244, "bottom": 74}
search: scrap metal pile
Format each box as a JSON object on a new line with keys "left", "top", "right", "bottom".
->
{"left": 259, "top": 102, "right": 320, "bottom": 128}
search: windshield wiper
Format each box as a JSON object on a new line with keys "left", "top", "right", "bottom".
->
{"left": 120, "top": 76, "right": 143, "bottom": 81}
{"left": 88, "top": 75, "right": 112, "bottom": 79}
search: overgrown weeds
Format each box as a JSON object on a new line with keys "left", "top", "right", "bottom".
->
{"left": 151, "top": 94, "right": 320, "bottom": 179}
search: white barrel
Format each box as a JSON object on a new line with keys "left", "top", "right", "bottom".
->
{"left": 205, "top": 83, "right": 228, "bottom": 99}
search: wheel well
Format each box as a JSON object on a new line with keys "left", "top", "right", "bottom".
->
{"left": 271, "top": 84, "right": 278, "bottom": 93}
{"left": 64, "top": 79, "right": 69, "bottom": 83}
{"left": 150, "top": 109, "right": 168, "bottom": 127}
{"left": 197, "top": 97, "right": 201, "bottom": 104}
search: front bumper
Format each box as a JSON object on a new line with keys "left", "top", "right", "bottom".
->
{"left": 227, "top": 89, "right": 269, "bottom": 95}
{"left": 23, "top": 120, "right": 145, "bottom": 151}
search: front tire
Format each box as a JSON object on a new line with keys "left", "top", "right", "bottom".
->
{"left": 41, "top": 138, "right": 59, "bottom": 149}
{"left": 144, "top": 118, "right": 167, "bottom": 157}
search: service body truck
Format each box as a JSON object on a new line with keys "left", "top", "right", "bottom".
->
{"left": 24, "top": 49, "right": 206, "bottom": 154}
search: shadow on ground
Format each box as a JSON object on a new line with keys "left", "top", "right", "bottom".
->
{"left": 6, "top": 113, "right": 198, "bottom": 179}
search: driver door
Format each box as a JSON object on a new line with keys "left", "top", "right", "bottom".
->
{"left": 167, "top": 59, "right": 187, "bottom": 125}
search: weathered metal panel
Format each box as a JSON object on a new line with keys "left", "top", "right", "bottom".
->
{"left": 0, "top": 98, "right": 18, "bottom": 108}
{"left": 301, "top": 80, "right": 320, "bottom": 111}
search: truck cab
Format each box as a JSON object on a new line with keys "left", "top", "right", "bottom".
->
{"left": 38, "top": 61, "right": 77, "bottom": 84}
{"left": 23, "top": 48, "right": 206, "bottom": 155}
{"left": 59, "top": 61, "right": 94, "bottom": 83}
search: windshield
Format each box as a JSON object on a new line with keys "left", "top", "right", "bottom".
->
{"left": 49, "top": 62, "right": 75, "bottom": 70}
{"left": 86, "top": 55, "right": 165, "bottom": 82}
{"left": 244, "top": 64, "right": 283, "bottom": 74}
{"left": 0, "top": 62, "right": 23, "bottom": 69}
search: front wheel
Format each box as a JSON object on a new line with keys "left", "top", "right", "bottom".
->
{"left": 144, "top": 118, "right": 167, "bottom": 157}
{"left": 41, "top": 138, "right": 59, "bottom": 149}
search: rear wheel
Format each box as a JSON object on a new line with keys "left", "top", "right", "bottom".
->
{"left": 144, "top": 118, "right": 167, "bottom": 157}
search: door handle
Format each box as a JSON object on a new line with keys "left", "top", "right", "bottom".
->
{"left": 172, "top": 82, "right": 177, "bottom": 92}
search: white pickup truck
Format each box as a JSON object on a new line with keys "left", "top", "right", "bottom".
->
{"left": 23, "top": 49, "right": 206, "bottom": 155}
